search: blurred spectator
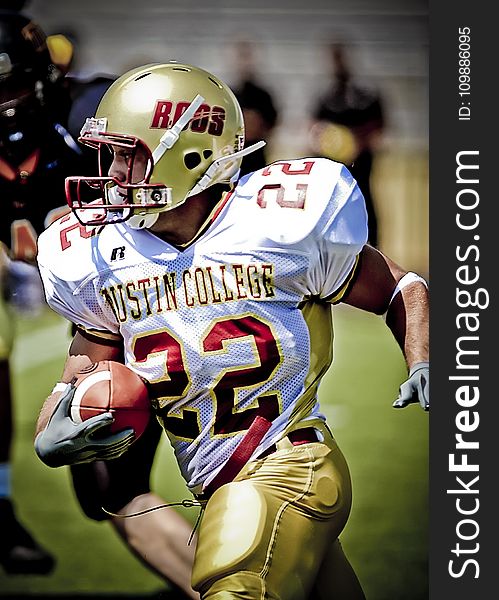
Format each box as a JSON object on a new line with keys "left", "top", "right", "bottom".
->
{"left": 230, "top": 39, "right": 279, "bottom": 176}
{"left": 309, "top": 42, "right": 385, "bottom": 247}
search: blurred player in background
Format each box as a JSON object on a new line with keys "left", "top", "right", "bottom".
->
{"left": 0, "top": 7, "right": 74, "bottom": 575}
{"left": 45, "top": 26, "right": 115, "bottom": 160}
{"left": 0, "top": 11, "right": 198, "bottom": 595}
{"left": 34, "top": 62, "right": 429, "bottom": 599}
{"left": 230, "top": 39, "right": 279, "bottom": 176}
{"left": 309, "top": 42, "right": 385, "bottom": 247}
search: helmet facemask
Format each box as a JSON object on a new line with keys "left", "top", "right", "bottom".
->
{"left": 66, "top": 120, "right": 172, "bottom": 227}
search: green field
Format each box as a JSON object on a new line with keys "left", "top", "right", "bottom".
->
{"left": 1, "top": 305, "right": 428, "bottom": 599}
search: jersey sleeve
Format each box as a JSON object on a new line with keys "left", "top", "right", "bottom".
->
{"left": 37, "top": 222, "right": 119, "bottom": 336}
{"left": 305, "top": 163, "right": 368, "bottom": 302}
{"left": 238, "top": 158, "right": 368, "bottom": 302}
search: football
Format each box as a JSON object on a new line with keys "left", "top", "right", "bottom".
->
{"left": 70, "top": 360, "right": 151, "bottom": 441}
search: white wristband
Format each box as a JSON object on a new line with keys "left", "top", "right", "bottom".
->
{"left": 51, "top": 382, "right": 70, "bottom": 395}
{"left": 388, "top": 272, "right": 428, "bottom": 307}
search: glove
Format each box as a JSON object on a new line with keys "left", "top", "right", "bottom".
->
{"left": 35, "top": 384, "right": 135, "bottom": 468}
{"left": 393, "top": 362, "right": 429, "bottom": 411}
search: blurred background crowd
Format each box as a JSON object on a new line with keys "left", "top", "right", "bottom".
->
{"left": 30, "top": 0, "right": 429, "bottom": 271}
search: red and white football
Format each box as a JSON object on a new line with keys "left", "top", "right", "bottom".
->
{"left": 70, "top": 360, "right": 151, "bottom": 441}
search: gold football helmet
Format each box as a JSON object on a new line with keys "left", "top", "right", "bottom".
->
{"left": 66, "top": 62, "right": 264, "bottom": 228}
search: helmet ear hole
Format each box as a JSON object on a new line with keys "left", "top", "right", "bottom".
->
{"left": 203, "top": 150, "right": 213, "bottom": 160}
{"left": 184, "top": 152, "right": 202, "bottom": 170}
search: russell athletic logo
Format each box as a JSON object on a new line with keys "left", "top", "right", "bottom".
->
{"left": 151, "top": 101, "right": 226, "bottom": 136}
{"left": 111, "top": 246, "right": 126, "bottom": 261}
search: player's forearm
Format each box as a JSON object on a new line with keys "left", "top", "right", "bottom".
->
{"left": 35, "top": 392, "right": 64, "bottom": 437}
{"left": 386, "top": 281, "right": 429, "bottom": 369}
{"left": 35, "top": 354, "right": 94, "bottom": 437}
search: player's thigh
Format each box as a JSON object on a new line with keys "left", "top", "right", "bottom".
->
{"left": 70, "top": 414, "right": 163, "bottom": 520}
{"left": 193, "top": 437, "right": 352, "bottom": 600}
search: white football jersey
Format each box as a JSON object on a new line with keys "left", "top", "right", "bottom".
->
{"left": 37, "top": 157, "right": 368, "bottom": 493}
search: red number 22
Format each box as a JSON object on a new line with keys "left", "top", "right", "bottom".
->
{"left": 132, "top": 315, "right": 282, "bottom": 440}
{"left": 257, "top": 160, "right": 315, "bottom": 210}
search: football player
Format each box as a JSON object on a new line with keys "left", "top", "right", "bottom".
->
{"left": 34, "top": 62, "right": 429, "bottom": 599}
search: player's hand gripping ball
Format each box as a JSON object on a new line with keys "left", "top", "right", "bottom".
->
{"left": 70, "top": 361, "right": 151, "bottom": 440}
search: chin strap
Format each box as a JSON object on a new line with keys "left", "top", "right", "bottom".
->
{"left": 188, "top": 140, "right": 266, "bottom": 197}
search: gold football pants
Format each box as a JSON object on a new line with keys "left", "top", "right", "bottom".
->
{"left": 192, "top": 422, "right": 364, "bottom": 600}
